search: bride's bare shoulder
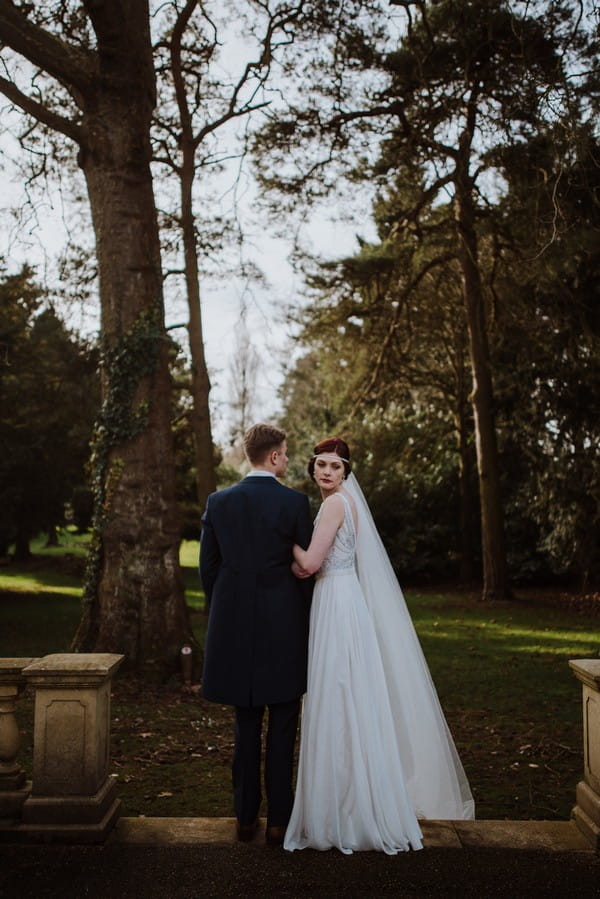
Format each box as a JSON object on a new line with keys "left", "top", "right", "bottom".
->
{"left": 322, "top": 493, "right": 345, "bottom": 510}
{"left": 318, "top": 493, "right": 345, "bottom": 525}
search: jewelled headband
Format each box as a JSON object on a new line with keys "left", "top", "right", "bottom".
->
{"left": 312, "top": 452, "right": 350, "bottom": 463}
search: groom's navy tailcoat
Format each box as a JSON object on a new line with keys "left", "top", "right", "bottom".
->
{"left": 200, "top": 475, "right": 313, "bottom": 707}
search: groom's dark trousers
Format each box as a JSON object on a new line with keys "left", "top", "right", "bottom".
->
{"left": 234, "top": 699, "right": 300, "bottom": 827}
{"left": 200, "top": 474, "right": 313, "bottom": 827}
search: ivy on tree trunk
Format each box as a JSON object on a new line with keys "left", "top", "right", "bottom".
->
{"left": 0, "top": 0, "right": 195, "bottom": 674}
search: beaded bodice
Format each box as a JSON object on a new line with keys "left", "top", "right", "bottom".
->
{"left": 316, "top": 492, "right": 356, "bottom": 577}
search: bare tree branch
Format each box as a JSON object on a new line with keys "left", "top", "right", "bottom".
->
{"left": 0, "top": 73, "right": 83, "bottom": 143}
{"left": 0, "top": 1, "right": 94, "bottom": 98}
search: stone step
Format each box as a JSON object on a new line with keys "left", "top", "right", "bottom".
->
{"left": 113, "top": 817, "right": 594, "bottom": 852}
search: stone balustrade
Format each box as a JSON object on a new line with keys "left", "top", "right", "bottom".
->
{"left": 0, "top": 652, "right": 123, "bottom": 843}
{"left": 1, "top": 653, "right": 598, "bottom": 849}
{"left": 570, "top": 659, "right": 600, "bottom": 852}
{"left": 0, "top": 658, "right": 37, "bottom": 819}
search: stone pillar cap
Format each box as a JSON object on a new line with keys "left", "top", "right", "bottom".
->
{"left": 569, "top": 659, "right": 600, "bottom": 691}
{"left": 0, "top": 658, "right": 39, "bottom": 684}
{"left": 22, "top": 653, "right": 124, "bottom": 685}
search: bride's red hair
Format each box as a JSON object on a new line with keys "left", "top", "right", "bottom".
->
{"left": 308, "top": 437, "right": 352, "bottom": 481}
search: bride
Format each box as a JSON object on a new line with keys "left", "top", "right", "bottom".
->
{"left": 284, "top": 437, "right": 474, "bottom": 854}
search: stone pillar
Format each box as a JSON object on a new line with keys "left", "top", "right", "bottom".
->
{"left": 0, "top": 659, "right": 37, "bottom": 820}
{"left": 18, "top": 653, "right": 124, "bottom": 843}
{"left": 570, "top": 659, "right": 600, "bottom": 853}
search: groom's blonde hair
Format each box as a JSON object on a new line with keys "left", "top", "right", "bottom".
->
{"left": 244, "top": 423, "right": 287, "bottom": 464}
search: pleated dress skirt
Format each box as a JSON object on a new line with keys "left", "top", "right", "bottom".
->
{"left": 284, "top": 567, "right": 423, "bottom": 854}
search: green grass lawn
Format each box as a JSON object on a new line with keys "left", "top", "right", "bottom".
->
{"left": 409, "top": 591, "right": 597, "bottom": 820}
{"left": 1, "top": 534, "right": 597, "bottom": 822}
{"left": 0, "top": 533, "right": 206, "bottom": 654}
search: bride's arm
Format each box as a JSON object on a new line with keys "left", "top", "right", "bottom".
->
{"left": 291, "top": 560, "right": 311, "bottom": 579}
{"left": 293, "top": 495, "right": 344, "bottom": 575}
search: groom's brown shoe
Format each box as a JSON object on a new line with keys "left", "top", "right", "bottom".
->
{"left": 265, "top": 825, "right": 286, "bottom": 847}
{"left": 236, "top": 819, "right": 259, "bottom": 842}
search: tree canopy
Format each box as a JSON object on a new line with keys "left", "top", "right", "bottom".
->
{"left": 268, "top": 0, "right": 599, "bottom": 591}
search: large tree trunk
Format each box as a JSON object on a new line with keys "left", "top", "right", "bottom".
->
{"left": 71, "top": 1, "right": 194, "bottom": 671}
{"left": 0, "top": 2, "right": 195, "bottom": 672}
{"left": 454, "top": 147, "right": 510, "bottom": 600}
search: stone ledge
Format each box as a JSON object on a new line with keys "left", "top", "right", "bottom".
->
{"left": 115, "top": 816, "right": 242, "bottom": 846}
{"left": 112, "top": 817, "right": 595, "bottom": 852}
{"left": 0, "top": 659, "right": 38, "bottom": 684}
{"left": 569, "top": 659, "right": 600, "bottom": 691}
{"left": 0, "top": 780, "right": 31, "bottom": 818}
{"left": 453, "top": 819, "right": 593, "bottom": 852}
{"left": 572, "top": 805, "right": 600, "bottom": 853}
{"left": 0, "top": 798, "right": 122, "bottom": 844}
{"left": 22, "top": 653, "right": 124, "bottom": 687}
{"left": 22, "top": 775, "right": 119, "bottom": 826}
{"left": 420, "top": 820, "right": 462, "bottom": 848}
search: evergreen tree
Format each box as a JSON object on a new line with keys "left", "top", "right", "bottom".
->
{"left": 0, "top": 266, "right": 98, "bottom": 559}
{"left": 255, "top": 0, "right": 598, "bottom": 598}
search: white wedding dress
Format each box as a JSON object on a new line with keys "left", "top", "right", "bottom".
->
{"left": 285, "top": 490, "right": 423, "bottom": 854}
{"left": 284, "top": 477, "right": 474, "bottom": 855}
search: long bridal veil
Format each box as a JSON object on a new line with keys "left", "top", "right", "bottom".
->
{"left": 344, "top": 473, "right": 475, "bottom": 820}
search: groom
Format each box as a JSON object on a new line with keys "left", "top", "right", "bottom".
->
{"left": 199, "top": 423, "right": 313, "bottom": 845}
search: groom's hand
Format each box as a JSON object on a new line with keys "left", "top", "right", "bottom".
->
{"left": 292, "top": 561, "right": 311, "bottom": 579}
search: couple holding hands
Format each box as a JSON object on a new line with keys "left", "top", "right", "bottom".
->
{"left": 200, "top": 423, "right": 474, "bottom": 855}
